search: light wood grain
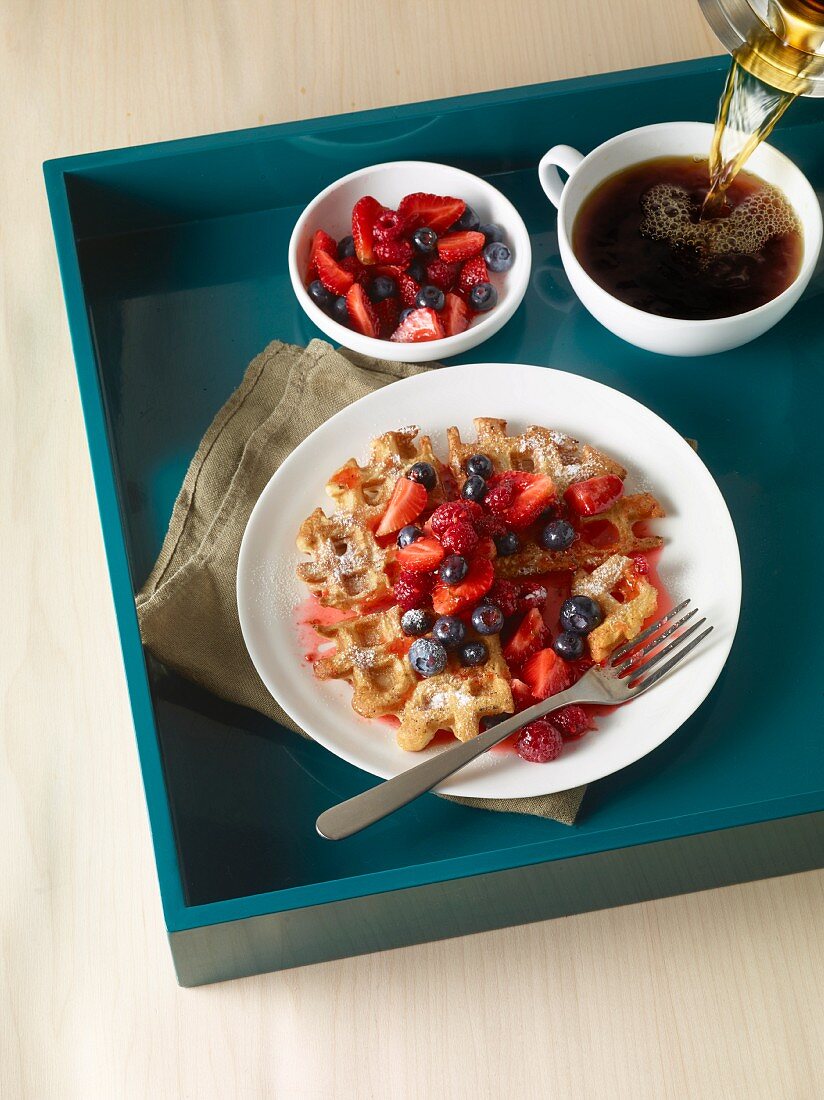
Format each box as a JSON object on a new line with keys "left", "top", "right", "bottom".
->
{"left": 1, "top": 1, "right": 821, "bottom": 1097}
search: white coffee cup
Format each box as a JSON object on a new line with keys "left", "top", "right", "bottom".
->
{"left": 538, "top": 121, "right": 822, "bottom": 357}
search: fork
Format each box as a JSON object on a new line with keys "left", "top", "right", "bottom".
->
{"left": 316, "top": 600, "right": 713, "bottom": 840}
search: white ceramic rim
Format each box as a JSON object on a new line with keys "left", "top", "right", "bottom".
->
{"left": 287, "top": 160, "right": 532, "bottom": 361}
{"left": 237, "top": 362, "right": 742, "bottom": 799}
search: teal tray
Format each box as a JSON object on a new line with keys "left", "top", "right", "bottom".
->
{"left": 45, "top": 56, "right": 824, "bottom": 986}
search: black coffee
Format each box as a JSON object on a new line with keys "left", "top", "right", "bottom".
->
{"left": 572, "top": 156, "right": 803, "bottom": 320}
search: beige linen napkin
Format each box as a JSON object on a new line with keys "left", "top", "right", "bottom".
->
{"left": 136, "top": 339, "right": 585, "bottom": 824}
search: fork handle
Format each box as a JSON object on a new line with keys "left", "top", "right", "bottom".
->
{"left": 316, "top": 679, "right": 594, "bottom": 840}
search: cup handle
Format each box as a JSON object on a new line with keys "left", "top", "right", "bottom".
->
{"left": 538, "top": 145, "right": 585, "bottom": 208}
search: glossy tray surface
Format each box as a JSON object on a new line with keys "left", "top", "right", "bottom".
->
{"left": 45, "top": 56, "right": 824, "bottom": 936}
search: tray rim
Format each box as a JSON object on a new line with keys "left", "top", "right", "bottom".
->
{"left": 43, "top": 52, "right": 824, "bottom": 936}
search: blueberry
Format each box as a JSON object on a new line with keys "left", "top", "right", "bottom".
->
{"left": 331, "top": 295, "right": 350, "bottom": 325}
{"left": 433, "top": 615, "right": 467, "bottom": 649}
{"left": 461, "top": 475, "right": 487, "bottom": 503}
{"left": 493, "top": 531, "right": 520, "bottom": 557}
{"left": 370, "top": 275, "right": 397, "bottom": 302}
{"left": 539, "top": 519, "right": 576, "bottom": 551}
{"left": 399, "top": 307, "right": 415, "bottom": 323}
{"left": 412, "top": 227, "right": 438, "bottom": 255}
{"left": 471, "top": 603, "right": 504, "bottom": 635}
{"left": 484, "top": 241, "right": 513, "bottom": 273}
{"left": 397, "top": 525, "right": 423, "bottom": 549}
{"left": 415, "top": 284, "right": 445, "bottom": 312}
{"left": 466, "top": 453, "right": 493, "bottom": 479}
{"left": 337, "top": 234, "right": 355, "bottom": 259}
{"left": 479, "top": 223, "right": 505, "bottom": 245}
{"left": 308, "top": 279, "right": 334, "bottom": 311}
{"left": 482, "top": 711, "right": 513, "bottom": 729}
{"left": 559, "top": 595, "right": 603, "bottom": 635}
{"left": 409, "top": 637, "right": 448, "bottom": 677}
{"left": 468, "top": 282, "right": 498, "bottom": 312}
{"left": 408, "top": 261, "right": 428, "bottom": 284}
{"left": 451, "top": 205, "right": 480, "bottom": 232}
{"left": 459, "top": 640, "right": 489, "bottom": 667}
{"left": 401, "top": 609, "right": 435, "bottom": 637}
{"left": 553, "top": 630, "right": 585, "bottom": 661}
{"left": 440, "top": 554, "right": 468, "bottom": 586}
{"left": 407, "top": 461, "right": 437, "bottom": 491}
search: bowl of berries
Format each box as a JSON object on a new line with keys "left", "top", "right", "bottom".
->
{"left": 289, "top": 160, "right": 531, "bottom": 361}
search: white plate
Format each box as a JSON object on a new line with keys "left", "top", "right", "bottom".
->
{"left": 237, "top": 363, "right": 740, "bottom": 799}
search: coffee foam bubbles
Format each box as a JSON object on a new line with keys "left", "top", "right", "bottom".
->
{"left": 639, "top": 182, "right": 799, "bottom": 261}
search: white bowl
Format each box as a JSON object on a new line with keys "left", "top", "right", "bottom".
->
{"left": 288, "top": 160, "right": 532, "bottom": 362}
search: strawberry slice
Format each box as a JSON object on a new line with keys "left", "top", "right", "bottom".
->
{"left": 522, "top": 647, "right": 570, "bottom": 700}
{"left": 376, "top": 477, "right": 428, "bottom": 536}
{"left": 396, "top": 535, "right": 445, "bottom": 572}
{"left": 374, "top": 297, "right": 400, "bottom": 339}
{"left": 503, "top": 608, "right": 546, "bottom": 666}
{"left": 390, "top": 307, "right": 445, "bottom": 343}
{"left": 338, "top": 255, "right": 369, "bottom": 284}
{"left": 486, "top": 472, "right": 556, "bottom": 530}
{"left": 511, "top": 677, "right": 535, "bottom": 711}
{"left": 564, "top": 474, "right": 624, "bottom": 517}
{"left": 437, "top": 231, "right": 486, "bottom": 264}
{"left": 352, "top": 195, "right": 383, "bottom": 265}
{"left": 457, "top": 255, "right": 490, "bottom": 297}
{"left": 431, "top": 557, "right": 494, "bottom": 615}
{"left": 306, "top": 229, "right": 337, "bottom": 283}
{"left": 315, "top": 250, "right": 355, "bottom": 296}
{"left": 397, "top": 192, "right": 466, "bottom": 234}
{"left": 426, "top": 260, "right": 460, "bottom": 290}
{"left": 397, "top": 272, "right": 421, "bottom": 308}
{"left": 442, "top": 292, "right": 472, "bottom": 337}
{"left": 374, "top": 264, "right": 405, "bottom": 281}
{"left": 345, "top": 283, "right": 379, "bottom": 337}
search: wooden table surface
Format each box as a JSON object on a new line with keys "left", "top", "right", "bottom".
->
{"left": 1, "top": 1, "right": 822, "bottom": 1096}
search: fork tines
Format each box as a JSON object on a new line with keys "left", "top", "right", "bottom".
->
{"left": 610, "top": 598, "right": 714, "bottom": 690}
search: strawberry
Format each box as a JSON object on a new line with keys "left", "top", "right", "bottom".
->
{"left": 390, "top": 307, "right": 445, "bottom": 343}
{"left": 397, "top": 272, "right": 421, "bottom": 308}
{"left": 374, "top": 297, "right": 400, "bottom": 339}
{"left": 442, "top": 292, "right": 472, "bottom": 337}
{"left": 315, "top": 250, "right": 355, "bottom": 296}
{"left": 339, "top": 255, "right": 369, "bottom": 284}
{"left": 345, "top": 283, "right": 379, "bottom": 338}
{"left": 306, "top": 229, "right": 337, "bottom": 282}
{"left": 440, "top": 520, "right": 478, "bottom": 556}
{"left": 564, "top": 474, "right": 624, "bottom": 517}
{"left": 431, "top": 557, "right": 494, "bottom": 615}
{"left": 374, "top": 238, "right": 413, "bottom": 265}
{"left": 510, "top": 678, "right": 535, "bottom": 711}
{"left": 372, "top": 210, "right": 406, "bottom": 241}
{"left": 503, "top": 608, "right": 546, "bottom": 666}
{"left": 522, "top": 647, "right": 570, "bottom": 700}
{"left": 396, "top": 535, "right": 445, "bottom": 572}
{"left": 425, "top": 260, "right": 460, "bottom": 290}
{"left": 552, "top": 705, "right": 595, "bottom": 741}
{"left": 474, "top": 536, "right": 497, "bottom": 559}
{"left": 437, "top": 231, "right": 485, "bottom": 264}
{"left": 374, "top": 264, "right": 405, "bottom": 281}
{"left": 397, "top": 192, "right": 466, "bottom": 234}
{"left": 486, "top": 472, "right": 556, "bottom": 530}
{"left": 352, "top": 195, "right": 383, "bottom": 265}
{"left": 457, "top": 255, "right": 490, "bottom": 296}
{"left": 376, "top": 476, "right": 428, "bottom": 536}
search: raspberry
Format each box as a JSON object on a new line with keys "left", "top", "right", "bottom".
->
{"left": 484, "top": 479, "right": 517, "bottom": 517}
{"left": 633, "top": 556, "right": 650, "bottom": 575}
{"left": 486, "top": 579, "right": 519, "bottom": 618}
{"left": 515, "top": 718, "right": 564, "bottom": 763}
{"left": 425, "top": 259, "right": 460, "bottom": 290}
{"left": 459, "top": 500, "right": 484, "bottom": 523}
{"left": 552, "top": 705, "right": 595, "bottom": 741}
{"left": 429, "top": 501, "right": 478, "bottom": 538}
{"left": 518, "top": 580, "right": 548, "bottom": 612}
{"left": 440, "top": 520, "right": 478, "bottom": 556}
{"left": 372, "top": 210, "right": 406, "bottom": 242}
{"left": 394, "top": 569, "right": 434, "bottom": 610}
{"left": 476, "top": 514, "right": 507, "bottom": 538}
{"left": 374, "top": 239, "right": 413, "bottom": 265}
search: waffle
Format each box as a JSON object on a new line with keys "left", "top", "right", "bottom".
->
{"left": 496, "top": 492, "right": 665, "bottom": 578}
{"left": 326, "top": 426, "right": 448, "bottom": 526}
{"left": 296, "top": 508, "right": 390, "bottom": 609}
{"left": 571, "top": 554, "right": 659, "bottom": 663}
{"left": 313, "top": 606, "right": 417, "bottom": 717}
{"left": 396, "top": 633, "right": 513, "bottom": 751}
{"left": 447, "top": 417, "right": 625, "bottom": 493}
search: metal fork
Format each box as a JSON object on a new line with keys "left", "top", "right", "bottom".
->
{"left": 316, "top": 600, "right": 713, "bottom": 840}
